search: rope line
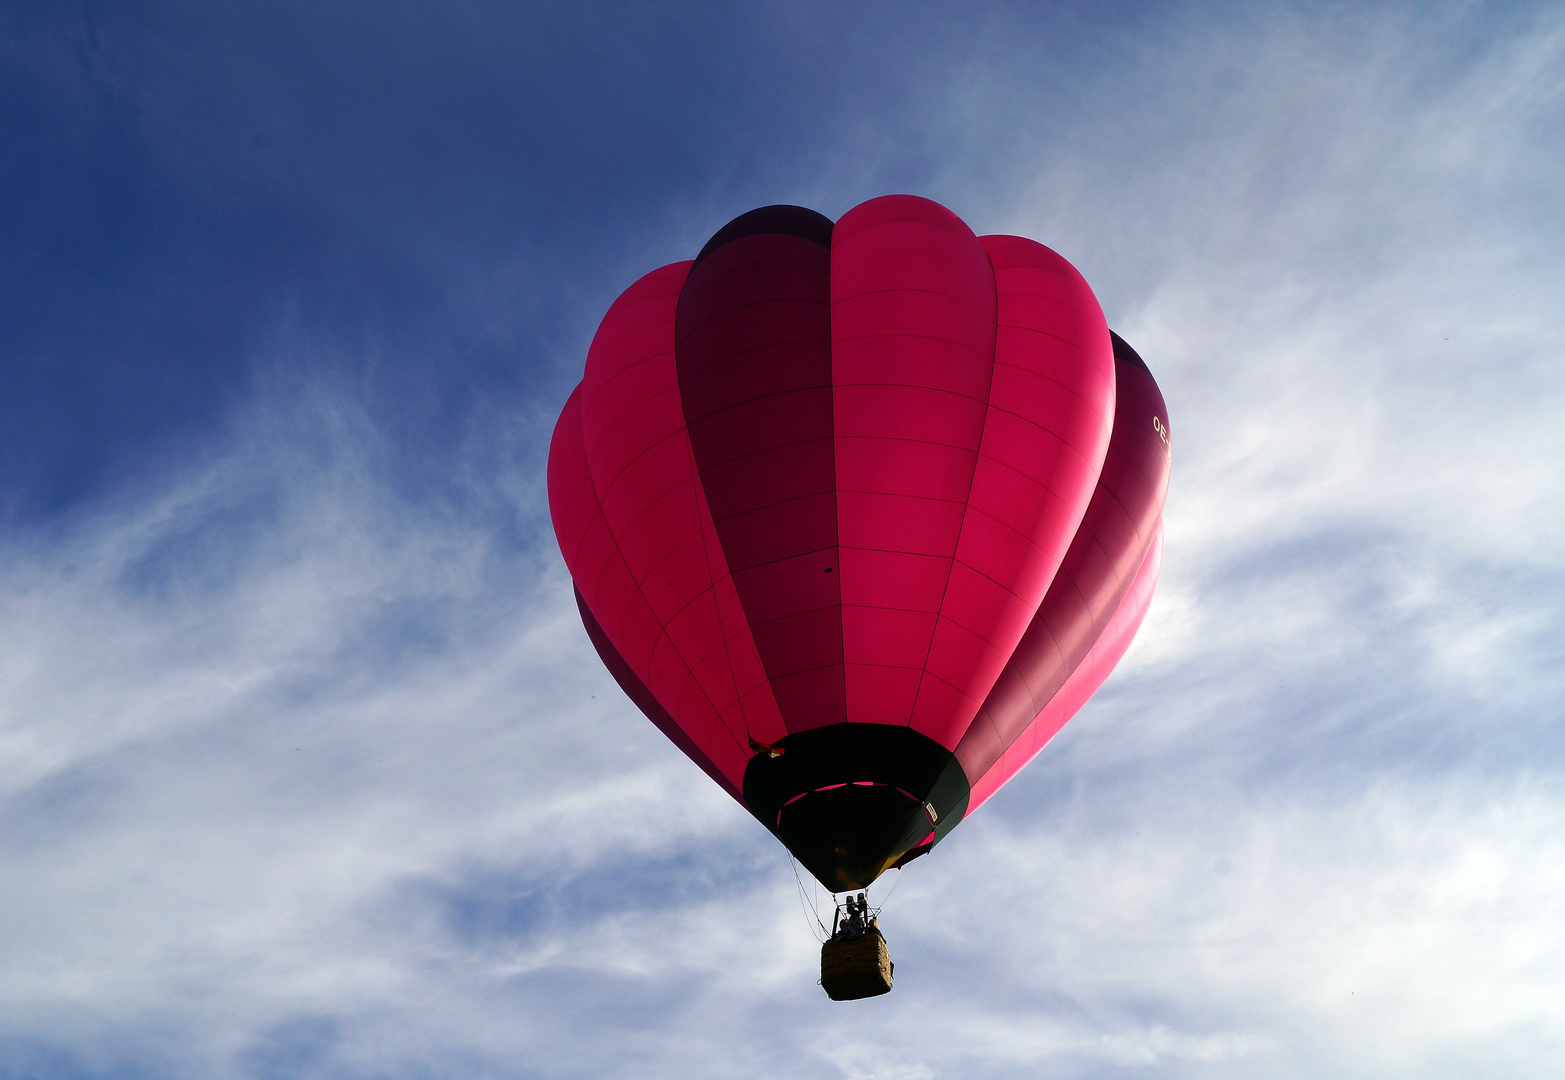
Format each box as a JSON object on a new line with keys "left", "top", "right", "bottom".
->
{"left": 789, "top": 856, "right": 829, "bottom": 942}
{"left": 869, "top": 865, "right": 907, "bottom": 918}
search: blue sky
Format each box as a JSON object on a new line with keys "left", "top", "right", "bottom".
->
{"left": 2, "top": 2, "right": 1563, "bottom": 1077}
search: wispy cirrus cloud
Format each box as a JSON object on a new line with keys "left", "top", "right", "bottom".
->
{"left": 1, "top": 3, "right": 1562, "bottom": 1079}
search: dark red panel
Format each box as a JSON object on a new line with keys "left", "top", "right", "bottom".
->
{"left": 731, "top": 551, "right": 840, "bottom": 623}
{"left": 687, "top": 440, "right": 836, "bottom": 522}
{"left": 956, "top": 333, "right": 1171, "bottom": 782}
{"left": 703, "top": 492, "right": 840, "bottom": 570}
{"left": 965, "top": 523, "right": 1164, "bottom": 813}
{"left": 675, "top": 225, "right": 845, "bottom": 733}
{"left": 747, "top": 607, "right": 843, "bottom": 676}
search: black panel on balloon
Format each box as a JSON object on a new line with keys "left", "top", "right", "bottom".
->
{"left": 1110, "top": 330, "right": 1151, "bottom": 375}
{"left": 691, "top": 204, "right": 834, "bottom": 268}
{"left": 743, "top": 724, "right": 971, "bottom": 891}
{"left": 675, "top": 206, "right": 845, "bottom": 731}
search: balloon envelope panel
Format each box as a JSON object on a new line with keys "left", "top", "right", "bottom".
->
{"left": 548, "top": 197, "right": 1169, "bottom": 889}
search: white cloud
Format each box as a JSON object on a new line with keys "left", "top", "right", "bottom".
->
{"left": 3, "top": 4, "right": 1564, "bottom": 1078}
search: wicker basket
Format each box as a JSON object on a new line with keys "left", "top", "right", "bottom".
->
{"left": 820, "top": 925, "right": 893, "bottom": 1000}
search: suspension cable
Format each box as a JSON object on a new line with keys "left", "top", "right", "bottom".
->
{"left": 789, "top": 856, "right": 829, "bottom": 942}
{"left": 869, "top": 865, "right": 907, "bottom": 918}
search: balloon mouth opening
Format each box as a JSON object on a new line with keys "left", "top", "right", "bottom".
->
{"left": 777, "top": 783, "right": 932, "bottom": 890}
{"left": 742, "top": 723, "right": 971, "bottom": 891}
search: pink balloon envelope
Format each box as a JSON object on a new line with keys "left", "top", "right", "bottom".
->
{"left": 548, "top": 196, "right": 1170, "bottom": 891}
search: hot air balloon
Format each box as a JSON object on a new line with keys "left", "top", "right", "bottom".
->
{"left": 547, "top": 196, "right": 1169, "bottom": 996}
